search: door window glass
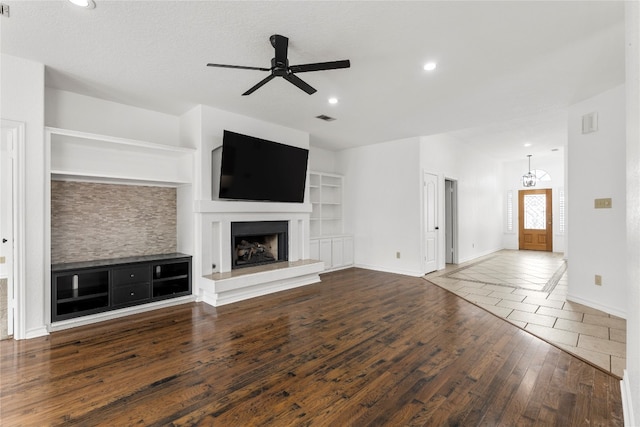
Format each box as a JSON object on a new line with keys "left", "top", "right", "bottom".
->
{"left": 524, "top": 194, "right": 546, "bottom": 230}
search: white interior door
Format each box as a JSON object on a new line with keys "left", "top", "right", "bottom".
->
{"left": 0, "top": 127, "right": 14, "bottom": 336}
{"left": 423, "top": 172, "right": 438, "bottom": 274}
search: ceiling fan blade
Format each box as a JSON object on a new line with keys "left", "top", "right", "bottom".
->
{"left": 271, "top": 34, "right": 289, "bottom": 66}
{"left": 207, "top": 63, "right": 270, "bottom": 71}
{"left": 242, "top": 74, "right": 276, "bottom": 96}
{"left": 289, "top": 60, "right": 351, "bottom": 73}
{"left": 283, "top": 73, "right": 317, "bottom": 95}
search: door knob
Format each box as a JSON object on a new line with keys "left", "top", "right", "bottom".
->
{"left": 2, "top": 238, "right": 6, "bottom": 243}
{"left": 435, "top": 227, "right": 439, "bottom": 230}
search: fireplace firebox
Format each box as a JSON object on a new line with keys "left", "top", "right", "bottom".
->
{"left": 231, "top": 221, "right": 288, "bottom": 269}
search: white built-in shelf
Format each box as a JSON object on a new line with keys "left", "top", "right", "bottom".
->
{"left": 309, "top": 171, "right": 344, "bottom": 239}
{"left": 47, "top": 127, "right": 195, "bottom": 186}
{"left": 47, "top": 127, "right": 195, "bottom": 154}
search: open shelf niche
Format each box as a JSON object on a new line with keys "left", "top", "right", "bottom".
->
{"left": 45, "top": 127, "right": 196, "bottom": 330}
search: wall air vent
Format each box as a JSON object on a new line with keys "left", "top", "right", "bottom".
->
{"left": 582, "top": 112, "right": 598, "bottom": 134}
{"left": 316, "top": 114, "right": 336, "bottom": 122}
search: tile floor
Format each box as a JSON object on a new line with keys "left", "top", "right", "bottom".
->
{"left": 425, "top": 250, "right": 626, "bottom": 378}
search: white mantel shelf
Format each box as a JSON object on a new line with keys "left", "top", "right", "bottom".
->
{"left": 195, "top": 200, "right": 312, "bottom": 214}
{"left": 200, "top": 259, "right": 324, "bottom": 306}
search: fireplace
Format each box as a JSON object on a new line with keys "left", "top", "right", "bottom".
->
{"left": 231, "top": 221, "right": 288, "bottom": 269}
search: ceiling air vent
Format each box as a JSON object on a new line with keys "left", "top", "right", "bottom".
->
{"left": 582, "top": 112, "right": 598, "bottom": 134}
{"left": 316, "top": 114, "right": 336, "bottom": 122}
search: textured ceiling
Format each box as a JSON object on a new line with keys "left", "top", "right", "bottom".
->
{"left": 1, "top": 1, "right": 626, "bottom": 159}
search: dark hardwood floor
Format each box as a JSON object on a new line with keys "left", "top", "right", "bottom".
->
{"left": 0, "top": 268, "right": 623, "bottom": 426}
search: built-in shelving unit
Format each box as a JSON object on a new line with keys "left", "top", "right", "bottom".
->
{"left": 309, "top": 171, "right": 353, "bottom": 271}
{"left": 46, "top": 127, "right": 195, "bottom": 186}
{"left": 45, "top": 127, "right": 197, "bottom": 329}
{"left": 309, "top": 171, "right": 343, "bottom": 238}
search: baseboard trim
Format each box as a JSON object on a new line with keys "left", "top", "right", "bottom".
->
{"left": 49, "top": 295, "right": 195, "bottom": 332}
{"left": 621, "top": 370, "right": 636, "bottom": 427}
{"left": 565, "top": 293, "right": 627, "bottom": 319}
{"left": 353, "top": 263, "right": 423, "bottom": 277}
{"left": 24, "top": 326, "right": 49, "bottom": 339}
{"left": 457, "top": 247, "right": 504, "bottom": 265}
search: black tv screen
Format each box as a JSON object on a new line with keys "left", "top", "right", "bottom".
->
{"left": 213, "top": 130, "right": 309, "bottom": 203}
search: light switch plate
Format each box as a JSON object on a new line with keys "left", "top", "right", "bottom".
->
{"left": 0, "top": 256, "right": 5, "bottom": 264}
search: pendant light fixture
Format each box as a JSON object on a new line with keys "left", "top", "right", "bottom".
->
{"left": 522, "top": 154, "right": 536, "bottom": 187}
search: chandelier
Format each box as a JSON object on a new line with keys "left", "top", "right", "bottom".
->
{"left": 522, "top": 155, "right": 536, "bottom": 187}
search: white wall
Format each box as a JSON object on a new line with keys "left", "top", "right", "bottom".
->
{"left": 341, "top": 137, "right": 423, "bottom": 276}
{"left": 502, "top": 152, "right": 566, "bottom": 253}
{"left": 567, "top": 84, "right": 626, "bottom": 318}
{"left": 45, "top": 89, "right": 180, "bottom": 146}
{"left": 624, "top": 2, "right": 640, "bottom": 424}
{"left": 191, "top": 105, "right": 310, "bottom": 202}
{"left": 1, "top": 54, "right": 47, "bottom": 338}
{"left": 420, "top": 133, "right": 504, "bottom": 265}
{"left": 309, "top": 146, "right": 340, "bottom": 174}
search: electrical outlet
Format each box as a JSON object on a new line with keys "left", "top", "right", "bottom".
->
{"left": 595, "top": 275, "right": 602, "bottom": 286}
{"left": 594, "top": 198, "right": 612, "bottom": 209}
{"left": 396, "top": 252, "right": 401, "bottom": 259}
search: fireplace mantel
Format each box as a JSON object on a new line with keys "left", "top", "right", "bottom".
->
{"left": 194, "top": 199, "right": 322, "bottom": 306}
{"left": 194, "top": 200, "right": 312, "bottom": 214}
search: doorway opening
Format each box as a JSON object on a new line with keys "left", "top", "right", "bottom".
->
{"left": 518, "top": 189, "right": 553, "bottom": 251}
{"left": 445, "top": 179, "right": 458, "bottom": 264}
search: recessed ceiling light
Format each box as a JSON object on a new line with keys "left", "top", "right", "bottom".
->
{"left": 423, "top": 62, "right": 437, "bottom": 71}
{"left": 524, "top": 143, "right": 532, "bottom": 147}
{"left": 68, "top": 0, "right": 96, "bottom": 9}
{"left": 328, "top": 97, "right": 338, "bottom": 105}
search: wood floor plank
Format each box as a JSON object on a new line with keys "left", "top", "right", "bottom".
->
{"left": 0, "top": 268, "right": 623, "bottom": 426}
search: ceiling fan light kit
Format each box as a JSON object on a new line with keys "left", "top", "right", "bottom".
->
{"left": 207, "top": 34, "right": 350, "bottom": 96}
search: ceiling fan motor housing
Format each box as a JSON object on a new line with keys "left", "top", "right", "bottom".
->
{"left": 207, "top": 33, "right": 350, "bottom": 95}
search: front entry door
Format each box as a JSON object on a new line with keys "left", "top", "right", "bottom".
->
{"left": 519, "top": 189, "right": 552, "bottom": 251}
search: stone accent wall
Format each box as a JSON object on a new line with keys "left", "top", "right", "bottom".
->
{"left": 51, "top": 181, "right": 177, "bottom": 264}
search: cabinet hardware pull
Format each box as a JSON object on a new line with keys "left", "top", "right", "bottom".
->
{"left": 130, "top": 292, "right": 135, "bottom": 296}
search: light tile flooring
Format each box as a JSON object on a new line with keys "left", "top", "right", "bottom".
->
{"left": 426, "top": 250, "right": 626, "bottom": 378}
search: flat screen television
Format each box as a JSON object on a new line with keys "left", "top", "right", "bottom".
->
{"left": 212, "top": 130, "right": 309, "bottom": 203}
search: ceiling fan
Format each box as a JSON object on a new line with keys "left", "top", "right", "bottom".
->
{"left": 207, "top": 34, "right": 350, "bottom": 96}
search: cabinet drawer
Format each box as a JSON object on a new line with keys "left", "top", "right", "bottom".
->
{"left": 113, "top": 266, "right": 150, "bottom": 286}
{"left": 112, "top": 283, "right": 150, "bottom": 305}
